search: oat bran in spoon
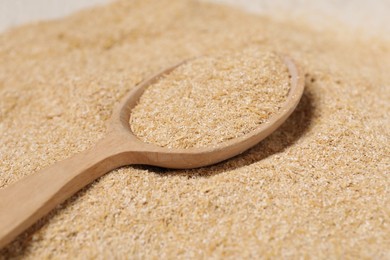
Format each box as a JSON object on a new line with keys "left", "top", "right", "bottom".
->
{"left": 130, "top": 50, "right": 290, "bottom": 148}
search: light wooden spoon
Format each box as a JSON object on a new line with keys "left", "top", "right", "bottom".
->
{"left": 0, "top": 55, "right": 304, "bottom": 249}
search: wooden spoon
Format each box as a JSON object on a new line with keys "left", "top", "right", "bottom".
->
{"left": 0, "top": 55, "right": 304, "bottom": 249}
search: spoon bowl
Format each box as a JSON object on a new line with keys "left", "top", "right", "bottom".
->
{"left": 109, "top": 55, "right": 304, "bottom": 168}
{"left": 0, "top": 55, "right": 304, "bottom": 248}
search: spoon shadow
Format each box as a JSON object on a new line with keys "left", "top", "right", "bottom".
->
{"left": 1, "top": 83, "right": 314, "bottom": 257}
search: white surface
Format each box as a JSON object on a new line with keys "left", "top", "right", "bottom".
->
{"left": 213, "top": 0, "right": 390, "bottom": 34}
{"left": 0, "top": 0, "right": 389, "bottom": 35}
{"left": 0, "top": 0, "right": 110, "bottom": 32}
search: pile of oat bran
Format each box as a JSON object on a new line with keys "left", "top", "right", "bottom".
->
{"left": 0, "top": 0, "right": 389, "bottom": 258}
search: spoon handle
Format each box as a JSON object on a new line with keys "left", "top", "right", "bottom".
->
{"left": 0, "top": 135, "right": 135, "bottom": 249}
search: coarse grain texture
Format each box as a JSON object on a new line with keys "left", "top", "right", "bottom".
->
{"left": 0, "top": 0, "right": 389, "bottom": 259}
{"left": 130, "top": 50, "right": 290, "bottom": 148}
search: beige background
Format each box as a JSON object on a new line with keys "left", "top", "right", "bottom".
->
{"left": 1, "top": 0, "right": 389, "bottom": 34}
